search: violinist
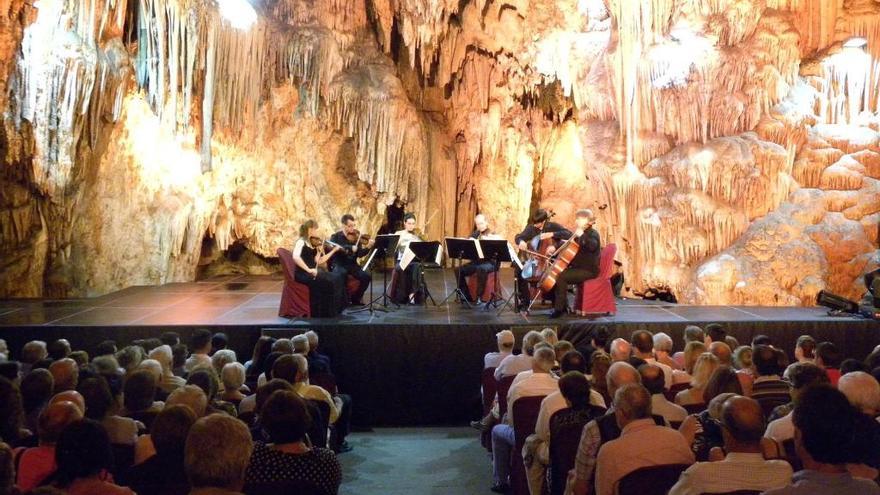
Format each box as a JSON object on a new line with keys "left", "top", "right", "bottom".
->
{"left": 513, "top": 208, "right": 572, "bottom": 311}
{"left": 455, "top": 214, "right": 501, "bottom": 305}
{"left": 548, "top": 208, "right": 601, "bottom": 319}
{"left": 392, "top": 212, "right": 424, "bottom": 304}
{"left": 292, "top": 220, "right": 348, "bottom": 317}
{"left": 329, "top": 214, "right": 374, "bottom": 305}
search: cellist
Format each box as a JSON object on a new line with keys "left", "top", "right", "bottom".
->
{"left": 514, "top": 208, "right": 571, "bottom": 312}
{"left": 548, "top": 208, "right": 601, "bottom": 318}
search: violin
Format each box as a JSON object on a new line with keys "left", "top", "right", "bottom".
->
{"left": 344, "top": 229, "right": 372, "bottom": 247}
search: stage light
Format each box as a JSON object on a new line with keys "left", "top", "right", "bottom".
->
{"left": 816, "top": 290, "right": 859, "bottom": 313}
{"left": 844, "top": 37, "right": 868, "bottom": 49}
{"left": 218, "top": 0, "right": 257, "bottom": 30}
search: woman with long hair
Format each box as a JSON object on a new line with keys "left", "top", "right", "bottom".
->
{"left": 392, "top": 212, "right": 424, "bottom": 304}
{"left": 293, "top": 220, "right": 347, "bottom": 316}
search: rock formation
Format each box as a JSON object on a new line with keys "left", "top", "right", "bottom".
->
{"left": 0, "top": 0, "right": 878, "bottom": 304}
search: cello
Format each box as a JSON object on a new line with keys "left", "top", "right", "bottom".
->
{"left": 536, "top": 233, "right": 580, "bottom": 293}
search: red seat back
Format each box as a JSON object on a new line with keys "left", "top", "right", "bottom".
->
{"left": 511, "top": 395, "right": 547, "bottom": 495}
{"left": 548, "top": 409, "right": 591, "bottom": 495}
{"left": 497, "top": 375, "right": 516, "bottom": 418}
{"left": 617, "top": 463, "right": 690, "bottom": 495}
{"left": 665, "top": 382, "right": 690, "bottom": 401}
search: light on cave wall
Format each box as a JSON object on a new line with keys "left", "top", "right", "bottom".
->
{"left": 218, "top": 0, "right": 257, "bottom": 30}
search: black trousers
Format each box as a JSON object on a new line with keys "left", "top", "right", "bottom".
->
{"left": 393, "top": 262, "right": 423, "bottom": 304}
{"left": 455, "top": 261, "right": 497, "bottom": 301}
{"left": 294, "top": 269, "right": 347, "bottom": 316}
{"left": 331, "top": 393, "right": 353, "bottom": 448}
{"left": 332, "top": 263, "right": 371, "bottom": 304}
{"left": 553, "top": 268, "right": 597, "bottom": 311}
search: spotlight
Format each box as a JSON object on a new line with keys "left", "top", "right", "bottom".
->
{"left": 218, "top": 0, "right": 257, "bottom": 30}
{"left": 816, "top": 290, "right": 859, "bottom": 314}
{"left": 843, "top": 37, "right": 868, "bottom": 49}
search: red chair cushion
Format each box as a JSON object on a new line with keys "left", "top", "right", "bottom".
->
{"left": 466, "top": 271, "right": 499, "bottom": 301}
{"left": 511, "top": 396, "right": 547, "bottom": 495}
{"left": 574, "top": 243, "right": 617, "bottom": 315}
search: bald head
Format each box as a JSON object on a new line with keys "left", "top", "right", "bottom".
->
{"left": 638, "top": 364, "right": 665, "bottom": 395}
{"left": 38, "top": 400, "right": 83, "bottom": 444}
{"left": 607, "top": 361, "right": 641, "bottom": 398}
{"left": 614, "top": 383, "right": 652, "bottom": 426}
{"left": 49, "top": 358, "right": 78, "bottom": 392}
{"left": 50, "top": 390, "right": 85, "bottom": 415}
{"left": 709, "top": 342, "right": 733, "bottom": 365}
{"left": 610, "top": 339, "right": 632, "bottom": 362}
{"left": 721, "top": 396, "right": 765, "bottom": 447}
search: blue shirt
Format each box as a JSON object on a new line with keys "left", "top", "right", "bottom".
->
{"left": 763, "top": 469, "right": 880, "bottom": 495}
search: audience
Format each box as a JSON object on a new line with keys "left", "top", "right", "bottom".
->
{"left": 78, "top": 376, "right": 141, "bottom": 445}
{"left": 631, "top": 330, "right": 672, "bottom": 389}
{"left": 815, "top": 341, "right": 843, "bottom": 385}
{"left": 589, "top": 351, "right": 612, "bottom": 405}
{"left": 0, "top": 378, "right": 28, "bottom": 446}
{"left": 19, "top": 370, "right": 53, "bottom": 434}
{"left": 608, "top": 338, "right": 631, "bottom": 362}
{"left": 221, "top": 363, "right": 247, "bottom": 406}
{"left": 148, "top": 345, "right": 186, "bottom": 395}
{"left": 0, "top": 442, "right": 15, "bottom": 495}
{"left": 15, "top": 401, "right": 83, "bottom": 492}
{"left": 184, "top": 330, "right": 213, "bottom": 374}
{"left": 47, "top": 419, "right": 133, "bottom": 494}
{"left": 185, "top": 414, "right": 253, "bottom": 495}
{"left": 672, "top": 326, "right": 704, "bottom": 368}
{"left": 575, "top": 326, "right": 612, "bottom": 369}
{"left": 675, "top": 352, "right": 720, "bottom": 406}
{"left": 640, "top": 364, "right": 687, "bottom": 425}
{"left": 652, "top": 332, "right": 678, "bottom": 371}
{"left": 210, "top": 333, "right": 228, "bottom": 356}
{"left": 495, "top": 330, "right": 543, "bottom": 380}
{"left": 120, "top": 405, "right": 195, "bottom": 495}
{"left": 20, "top": 341, "right": 48, "bottom": 375}
{"left": 673, "top": 341, "right": 706, "bottom": 385}
{"left": 765, "top": 362, "right": 829, "bottom": 442}
{"left": 704, "top": 323, "right": 726, "bottom": 344}
{"left": 122, "top": 370, "right": 163, "bottom": 428}
{"left": 535, "top": 352, "right": 606, "bottom": 448}
{"left": 48, "top": 359, "right": 78, "bottom": 393}
{"left": 46, "top": 340, "right": 71, "bottom": 362}
{"left": 485, "top": 330, "right": 515, "bottom": 369}
{"left": 304, "top": 331, "right": 332, "bottom": 376}
{"left": 751, "top": 345, "right": 792, "bottom": 414}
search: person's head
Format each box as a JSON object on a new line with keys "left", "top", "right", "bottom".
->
{"left": 840, "top": 359, "right": 867, "bottom": 375}
{"left": 94, "top": 340, "right": 117, "bottom": 358}
{"left": 186, "top": 368, "right": 219, "bottom": 401}
{"left": 788, "top": 362, "right": 829, "bottom": 400}
{"left": 555, "top": 341, "right": 575, "bottom": 362}
{"left": 211, "top": 349, "right": 236, "bottom": 376}
{"left": 720, "top": 395, "right": 765, "bottom": 452}
{"left": 21, "top": 341, "right": 48, "bottom": 364}
{"left": 255, "top": 379, "right": 294, "bottom": 414}
{"left": 77, "top": 376, "right": 114, "bottom": 420}
{"left": 838, "top": 371, "right": 880, "bottom": 416}
{"left": 136, "top": 359, "right": 163, "bottom": 382}
{"left": 704, "top": 366, "right": 743, "bottom": 403}
{"left": 341, "top": 213, "right": 357, "bottom": 234}
{"left": 272, "top": 354, "right": 305, "bottom": 384}
{"left": 0, "top": 377, "right": 24, "bottom": 442}
{"left": 261, "top": 390, "right": 311, "bottom": 444}
{"left": 291, "top": 335, "right": 310, "bottom": 355}
{"left": 47, "top": 339, "right": 71, "bottom": 361}
{"left": 37, "top": 400, "right": 83, "bottom": 445}
{"left": 793, "top": 385, "right": 857, "bottom": 467}
{"left": 262, "top": 352, "right": 283, "bottom": 380}
{"left": 49, "top": 391, "right": 85, "bottom": 416}
{"left": 683, "top": 325, "right": 705, "bottom": 345}
{"left": 166, "top": 385, "right": 208, "bottom": 417}
{"left": 540, "top": 328, "right": 559, "bottom": 346}
{"left": 250, "top": 336, "right": 276, "bottom": 374}
{"left": 299, "top": 219, "right": 318, "bottom": 239}
{"left": 530, "top": 208, "right": 549, "bottom": 228}
{"left": 574, "top": 209, "right": 595, "bottom": 229}
{"left": 160, "top": 332, "right": 181, "bottom": 347}
{"left": 152, "top": 405, "right": 196, "bottom": 457}
{"left": 590, "top": 351, "right": 611, "bottom": 387}
{"left": 496, "top": 330, "right": 515, "bottom": 353}
{"left": 190, "top": 329, "right": 212, "bottom": 355}
{"left": 522, "top": 331, "right": 544, "bottom": 357}
{"left": 560, "top": 350, "right": 587, "bottom": 374}
{"left": 610, "top": 338, "right": 631, "bottom": 362}
{"left": 171, "top": 344, "right": 188, "bottom": 369}
{"left": 221, "top": 363, "right": 246, "bottom": 394}
{"left": 67, "top": 351, "right": 88, "bottom": 367}
{"left": 304, "top": 331, "right": 320, "bottom": 353}
{"left": 124, "top": 369, "right": 157, "bottom": 412}
{"left": 0, "top": 362, "right": 19, "bottom": 382}
{"left": 630, "top": 330, "right": 654, "bottom": 358}
{"left": 683, "top": 341, "right": 707, "bottom": 374}
{"left": 591, "top": 326, "right": 612, "bottom": 350}
{"left": 53, "top": 419, "right": 112, "bottom": 486}
{"left": 705, "top": 324, "right": 726, "bottom": 344}
{"left": 606, "top": 361, "right": 641, "bottom": 399}
{"left": 795, "top": 335, "right": 816, "bottom": 361}
{"left": 752, "top": 344, "right": 782, "bottom": 377}
{"left": 20, "top": 368, "right": 54, "bottom": 414}
{"left": 691, "top": 352, "right": 721, "bottom": 390}
{"left": 116, "top": 345, "right": 144, "bottom": 372}
{"left": 403, "top": 213, "right": 416, "bottom": 232}
{"left": 732, "top": 345, "right": 753, "bottom": 370}
{"left": 271, "top": 338, "right": 293, "bottom": 355}
{"left": 148, "top": 345, "right": 174, "bottom": 374}
{"left": 559, "top": 372, "right": 592, "bottom": 409}
{"left": 474, "top": 213, "right": 489, "bottom": 233}
{"left": 613, "top": 383, "right": 651, "bottom": 428}
{"left": 652, "top": 333, "right": 673, "bottom": 356}
{"left": 815, "top": 342, "right": 842, "bottom": 369}
{"left": 751, "top": 335, "right": 772, "bottom": 347}
{"left": 185, "top": 414, "right": 253, "bottom": 491}
{"left": 638, "top": 364, "right": 666, "bottom": 396}
{"left": 48, "top": 358, "right": 78, "bottom": 393}
{"left": 210, "top": 333, "right": 228, "bottom": 355}
{"left": 725, "top": 335, "right": 740, "bottom": 350}
{"left": 708, "top": 341, "right": 733, "bottom": 365}
{"left": 533, "top": 347, "right": 556, "bottom": 374}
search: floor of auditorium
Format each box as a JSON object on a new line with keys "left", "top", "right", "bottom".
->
{"left": 339, "top": 427, "right": 491, "bottom": 494}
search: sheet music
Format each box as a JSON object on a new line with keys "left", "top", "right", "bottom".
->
{"left": 361, "top": 248, "right": 378, "bottom": 271}
{"left": 508, "top": 242, "right": 523, "bottom": 270}
{"left": 435, "top": 243, "right": 443, "bottom": 265}
{"left": 473, "top": 239, "right": 484, "bottom": 259}
{"left": 399, "top": 245, "right": 417, "bottom": 271}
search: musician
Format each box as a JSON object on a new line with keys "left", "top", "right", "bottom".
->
{"left": 330, "top": 214, "right": 374, "bottom": 305}
{"left": 392, "top": 213, "right": 424, "bottom": 304}
{"left": 292, "top": 220, "right": 347, "bottom": 317}
{"left": 548, "top": 208, "right": 601, "bottom": 318}
{"left": 514, "top": 208, "right": 572, "bottom": 311}
{"left": 455, "top": 214, "right": 501, "bottom": 304}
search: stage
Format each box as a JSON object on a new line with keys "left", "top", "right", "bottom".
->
{"left": 1, "top": 268, "right": 878, "bottom": 425}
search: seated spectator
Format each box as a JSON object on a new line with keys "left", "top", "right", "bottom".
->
{"left": 837, "top": 371, "right": 880, "bottom": 472}
{"left": 121, "top": 370, "right": 163, "bottom": 428}
{"left": 160, "top": 332, "right": 180, "bottom": 348}
{"left": 594, "top": 383, "right": 694, "bottom": 495}
{"left": 732, "top": 345, "right": 753, "bottom": 372}
{"left": 793, "top": 335, "right": 816, "bottom": 365}
{"left": 765, "top": 362, "right": 829, "bottom": 442}
{"left": 708, "top": 341, "right": 732, "bottom": 366}
{"left": 210, "top": 333, "right": 228, "bottom": 356}
{"left": 185, "top": 414, "right": 253, "bottom": 495}
{"left": 220, "top": 363, "right": 247, "bottom": 406}
{"left": 115, "top": 346, "right": 144, "bottom": 375}
{"left": 679, "top": 392, "right": 735, "bottom": 463}
{"left": 751, "top": 345, "right": 792, "bottom": 412}
{"left": 672, "top": 341, "right": 706, "bottom": 385}
{"left": 15, "top": 400, "right": 83, "bottom": 492}
{"left": 752, "top": 334, "right": 773, "bottom": 347}
{"left": 78, "top": 376, "right": 140, "bottom": 445}
{"left": 245, "top": 391, "right": 341, "bottom": 494}
{"left": 46, "top": 340, "right": 71, "bottom": 362}
{"left": 46, "top": 419, "right": 133, "bottom": 495}
{"left": 148, "top": 345, "right": 186, "bottom": 395}
{"left": 554, "top": 341, "right": 575, "bottom": 363}
{"left": 304, "top": 331, "right": 332, "bottom": 376}
{"left": 0, "top": 362, "right": 20, "bottom": 383}
{"left": 244, "top": 336, "right": 275, "bottom": 381}
{"left": 536, "top": 352, "right": 607, "bottom": 445}
{"left": 274, "top": 355, "right": 339, "bottom": 424}
{"left": 171, "top": 345, "right": 187, "bottom": 378}
{"left": 541, "top": 328, "right": 559, "bottom": 346}
{"left": 675, "top": 352, "right": 720, "bottom": 406}
{"left": 211, "top": 349, "right": 237, "bottom": 378}
{"left": 484, "top": 330, "right": 515, "bottom": 370}
{"left": 119, "top": 405, "right": 196, "bottom": 495}
{"left": 20, "top": 341, "right": 48, "bottom": 375}
{"left": 672, "top": 326, "right": 704, "bottom": 369}
{"left": 248, "top": 380, "right": 296, "bottom": 439}
{"left": 68, "top": 351, "right": 88, "bottom": 367}
{"left": 134, "top": 385, "right": 208, "bottom": 465}
{"left": 631, "top": 331, "right": 673, "bottom": 388}
{"left": 704, "top": 323, "right": 726, "bottom": 344}
{"left": 291, "top": 335, "right": 310, "bottom": 356}
{"left": 589, "top": 352, "right": 612, "bottom": 405}
{"left": 187, "top": 368, "right": 237, "bottom": 417}
{"left": 576, "top": 326, "right": 612, "bottom": 369}
{"left": 609, "top": 338, "right": 631, "bottom": 362}
{"left": 494, "top": 330, "right": 543, "bottom": 380}
{"left": 815, "top": 341, "right": 842, "bottom": 385}
{"left": 640, "top": 364, "right": 687, "bottom": 425}
{"left": 0, "top": 377, "right": 29, "bottom": 446}
{"left": 724, "top": 335, "right": 740, "bottom": 351}
{"left": 48, "top": 391, "right": 85, "bottom": 416}
{"left": 94, "top": 341, "right": 117, "bottom": 358}
{"left": 136, "top": 360, "right": 164, "bottom": 388}
{"left": 652, "top": 332, "right": 678, "bottom": 370}
{"left": 670, "top": 395, "right": 792, "bottom": 495}
{"left": 184, "top": 330, "right": 212, "bottom": 374}
{"left": 840, "top": 358, "right": 867, "bottom": 375}
{"left": 91, "top": 355, "right": 122, "bottom": 377}
{"left": 48, "top": 359, "right": 78, "bottom": 393}
{"left": 764, "top": 385, "right": 880, "bottom": 495}
{"left": 491, "top": 346, "right": 558, "bottom": 492}
{"left": 20, "top": 369, "right": 54, "bottom": 434}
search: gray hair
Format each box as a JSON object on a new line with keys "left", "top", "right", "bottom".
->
{"left": 137, "top": 359, "right": 163, "bottom": 381}
{"left": 684, "top": 325, "right": 705, "bottom": 343}
{"left": 839, "top": 371, "right": 880, "bottom": 414}
{"left": 304, "top": 331, "right": 319, "bottom": 350}
{"left": 606, "top": 361, "right": 641, "bottom": 396}
{"left": 610, "top": 338, "right": 632, "bottom": 361}
{"left": 540, "top": 328, "right": 559, "bottom": 346}
{"left": 614, "top": 383, "right": 651, "bottom": 420}
{"left": 291, "top": 354, "right": 309, "bottom": 381}
{"left": 292, "top": 335, "right": 310, "bottom": 354}
{"left": 534, "top": 347, "right": 556, "bottom": 373}
{"left": 92, "top": 355, "right": 120, "bottom": 375}
{"left": 221, "top": 362, "right": 246, "bottom": 391}
{"left": 166, "top": 385, "right": 208, "bottom": 417}
{"left": 522, "top": 331, "right": 544, "bottom": 356}
{"left": 211, "top": 349, "right": 237, "bottom": 375}
{"left": 271, "top": 339, "right": 293, "bottom": 354}
{"left": 185, "top": 414, "right": 253, "bottom": 489}
{"left": 652, "top": 332, "right": 673, "bottom": 353}
{"left": 149, "top": 345, "right": 173, "bottom": 372}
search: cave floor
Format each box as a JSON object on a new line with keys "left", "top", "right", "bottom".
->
{"left": 0, "top": 268, "right": 859, "bottom": 327}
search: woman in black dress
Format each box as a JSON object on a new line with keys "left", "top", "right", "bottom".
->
{"left": 392, "top": 212, "right": 424, "bottom": 304}
{"left": 293, "top": 220, "right": 347, "bottom": 317}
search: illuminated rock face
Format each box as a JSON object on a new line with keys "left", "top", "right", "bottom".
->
{"left": 0, "top": 0, "right": 878, "bottom": 303}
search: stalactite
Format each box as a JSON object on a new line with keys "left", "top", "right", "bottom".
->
{"left": 200, "top": 14, "right": 216, "bottom": 172}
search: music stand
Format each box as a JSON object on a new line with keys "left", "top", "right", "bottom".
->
{"left": 404, "top": 241, "right": 441, "bottom": 307}
{"left": 364, "top": 234, "right": 399, "bottom": 310}
{"left": 497, "top": 242, "right": 525, "bottom": 316}
{"left": 441, "top": 237, "right": 482, "bottom": 307}
{"left": 478, "top": 239, "right": 510, "bottom": 309}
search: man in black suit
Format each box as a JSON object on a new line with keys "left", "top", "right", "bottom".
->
{"left": 548, "top": 209, "right": 601, "bottom": 318}
{"left": 455, "top": 213, "right": 501, "bottom": 304}
{"left": 330, "top": 214, "right": 374, "bottom": 305}
{"left": 514, "top": 208, "right": 572, "bottom": 311}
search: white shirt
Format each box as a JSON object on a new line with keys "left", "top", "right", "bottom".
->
{"left": 669, "top": 452, "right": 793, "bottom": 495}
{"left": 765, "top": 412, "right": 794, "bottom": 442}
{"left": 645, "top": 357, "right": 674, "bottom": 390}
{"left": 535, "top": 390, "right": 606, "bottom": 441}
{"left": 651, "top": 394, "right": 688, "bottom": 424}
{"left": 184, "top": 353, "right": 211, "bottom": 373}
{"left": 495, "top": 353, "right": 532, "bottom": 380}
{"left": 485, "top": 350, "right": 512, "bottom": 369}
{"left": 239, "top": 394, "right": 256, "bottom": 414}
{"left": 505, "top": 372, "right": 559, "bottom": 424}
